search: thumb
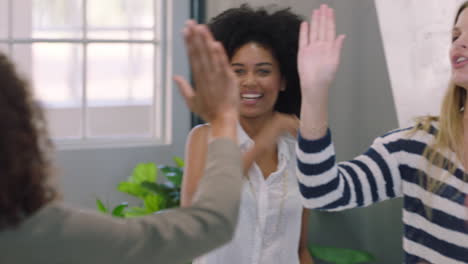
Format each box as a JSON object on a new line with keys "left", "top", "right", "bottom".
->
{"left": 174, "top": 75, "right": 195, "bottom": 110}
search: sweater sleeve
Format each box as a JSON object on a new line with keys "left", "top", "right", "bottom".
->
{"left": 296, "top": 129, "right": 404, "bottom": 211}
{"left": 15, "top": 138, "right": 244, "bottom": 264}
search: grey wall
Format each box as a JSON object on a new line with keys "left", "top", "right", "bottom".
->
{"left": 207, "top": 0, "right": 402, "bottom": 263}
{"left": 55, "top": 1, "right": 191, "bottom": 209}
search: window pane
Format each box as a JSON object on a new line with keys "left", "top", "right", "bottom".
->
{"left": 13, "top": 0, "right": 83, "bottom": 39}
{"left": 87, "top": 0, "right": 154, "bottom": 40}
{"left": 45, "top": 107, "right": 82, "bottom": 139}
{"left": 87, "top": 105, "right": 152, "bottom": 138}
{"left": 12, "top": 43, "right": 83, "bottom": 139}
{"left": 0, "top": 0, "right": 8, "bottom": 39}
{"left": 87, "top": 43, "right": 153, "bottom": 138}
{"left": 87, "top": 44, "right": 153, "bottom": 105}
{"left": 0, "top": 44, "right": 8, "bottom": 54}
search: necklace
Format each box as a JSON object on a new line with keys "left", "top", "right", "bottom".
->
{"left": 245, "top": 168, "right": 289, "bottom": 237}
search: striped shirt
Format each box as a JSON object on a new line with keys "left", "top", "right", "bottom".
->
{"left": 296, "top": 124, "right": 468, "bottom": 264}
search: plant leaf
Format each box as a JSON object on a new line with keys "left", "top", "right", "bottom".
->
{"left": 173, "top": 156, "right": 185, "bottom": 168}
{"left": 309, "top": 244, "right": 375, "bottom": 264}
{"left": 130, "top": 163, "right": 157, "bottom": 184}
{"left": 159, "top": 166, "right": 183, "bottom": 187}
{"left": 124, "top": 206, "right": 149, "bottom": 218}
{"left": 141, "top": 182, "right": 165, "bottom": 192}
{"left": 141, "top": 182, "right": 172, "bottom": 196}
{"left": 144, "top": 195, "right": 165, "bottom": 212}
{"left": 117, "top": 182, "right": 150, "bottom": 199}
{"left": 96, "top": 199, "right": 108, "bottom": 214}
{"left": 111, "top": 202, "right": 129, "bottom": 218}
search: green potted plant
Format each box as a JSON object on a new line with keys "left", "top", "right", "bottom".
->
{"left": 96, "top": 157, "right": 184, "bottom": 218}
{"left": 96, "top": 157, "right": 375, "bottom": 264}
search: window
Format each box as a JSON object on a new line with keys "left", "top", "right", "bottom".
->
{"left": 0, "top": 0, "right": 174, "bottom": 148}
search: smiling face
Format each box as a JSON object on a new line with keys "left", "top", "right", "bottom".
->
{"left": 451, "top": 7, "right": 468, "bottom": 88}
{"left": 231, "top": 42, "right": 284, "bottom": 119}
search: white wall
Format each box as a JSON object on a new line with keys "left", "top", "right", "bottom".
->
{"left": 376, "top": 0, "right": 464, "bottom": 127}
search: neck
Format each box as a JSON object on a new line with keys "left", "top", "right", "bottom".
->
{"left": 239, "top": 112, "right": 275, "bottom": 139}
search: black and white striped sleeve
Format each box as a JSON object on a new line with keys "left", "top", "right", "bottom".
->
{"left": 296, "top": 129, "right": 403, "bottom": 211}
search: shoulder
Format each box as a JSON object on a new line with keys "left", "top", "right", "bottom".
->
{"left": 378, "top": 118, "right": 438, "bottom": 143}
{"left": 188, "top": 124, "right": 211, "bottom": 142}
{"left": 281, "top": 133, "right": 297, "bottom": 155}
{"left": 373, "top": 118, "right": 438, "bottom": 156}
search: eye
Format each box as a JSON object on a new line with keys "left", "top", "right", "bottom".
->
{"left": 453, "top": 35, "right": 460, "bottom": 42}
{"left": 257, "top": 69, "right": 271, "bottom": 76}
{"left": 233, "top": 68, "right": 245, "bottom": 76}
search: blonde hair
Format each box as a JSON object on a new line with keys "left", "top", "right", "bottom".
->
{"left": 413, "top": 2, "right": 468, "bottom": 196}
{"left": 414, "top": 83, "right": 466, "bottom": 194}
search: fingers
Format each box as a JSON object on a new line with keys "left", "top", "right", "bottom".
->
{"left": 174, "top": 75, "right": 195, "bottom": 109}
{"left": 212, "top": 41, "right": 231, "bottom": 76}
{"left": 325, "top": 7, "right": 336, "bottom": 41}
{"left": 318, "top": 5, "right": 327, "bottom": 41}
{"left": 308, "top": 5, "right": 338, "bottom": 43}
{"left": 191, "top": 25, "right": 211, "bottom": 76}
{"left": 299, "top": 21, "right": 309, "bottom": 48}
{"left": 183, "top": 22, "right": 202, "bottom": 80}
{"left": 334, "top": 34, "right": 346, "bottom": 62}
{"left": 184, "top": 22, "right": 221, "bottom": 85}
{"left": 310, "top": 9, "right": 319, "bottom": 42}
{"left": 198, "top": 25, "right": 218, "bottom": 73}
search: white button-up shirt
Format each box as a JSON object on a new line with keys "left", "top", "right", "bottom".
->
{"left": 194, "top": 124, "right": 303, "bottom": 264}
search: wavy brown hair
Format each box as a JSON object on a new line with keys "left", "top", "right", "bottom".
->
{"left": 0, "top": 52, "right": 58, "bottom": 230}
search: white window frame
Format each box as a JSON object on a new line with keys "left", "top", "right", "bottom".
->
{"left": 1, "top": 0, "right": 176, "bottom": 150}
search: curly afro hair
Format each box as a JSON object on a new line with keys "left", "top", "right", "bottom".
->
{"left": 208, "top": 4, "right": 303, "bottom": 117}
{"left": 0, "top": 52, "right": 58, "bottom": 230}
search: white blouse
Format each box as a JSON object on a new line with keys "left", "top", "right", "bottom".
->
{"left": 194, "top": 125, "right": 304, "bottom": 264}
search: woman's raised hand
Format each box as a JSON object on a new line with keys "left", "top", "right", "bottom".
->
{"left": 298, "top": 4, "right": 345, "bottom": 100}
{"left": 298, "top": 5, "right": 345, "bottom": 140}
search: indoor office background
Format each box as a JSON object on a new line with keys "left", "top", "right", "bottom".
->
{"left": 1, "top": 0, "right": 459, "bottom": 263}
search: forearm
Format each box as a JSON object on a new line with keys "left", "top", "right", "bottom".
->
{"left": 297, "top": 208, "right": 313, "bottom": 263}
{"left": 242, "top": 139, "right": 270, "bottom": 175}
{"left": 210, "top": 112, "right": 238, "bottom": 142}
{"left": 299, "top": 87, "right": 329, "bottom": 141}
{"left": 299, "top": 209, "right": 310, "bottom": 249}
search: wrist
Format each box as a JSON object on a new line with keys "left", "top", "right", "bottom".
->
{"left": 299, "top": 106, "right": 328, "bottom": 140}
{"left": 210, "top": 112, "right": 238, "bottom": 142}
{"left": 212, "top": 109, "right": 238, "bottom": 125}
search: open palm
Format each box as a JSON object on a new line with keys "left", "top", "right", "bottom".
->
{"left": 298, "top": 5, "right": 345, "bottom": 98}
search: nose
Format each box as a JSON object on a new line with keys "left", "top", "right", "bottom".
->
{"left": 240, "top": 73, "right": 256, "bottom": 87}
{"left": 456, "top": 42, "right": 468, "bottom": 49}
{"left": 454, "top": 35, "right": 468, "bottom": 49}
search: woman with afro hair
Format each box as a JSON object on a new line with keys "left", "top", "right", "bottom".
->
{"left": 178, "top": 4, "right": 314, "bottom": 264}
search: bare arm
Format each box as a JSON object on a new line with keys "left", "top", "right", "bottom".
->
{"left": 181, "top": 125, "right": 209, "bottom": 207}
{"left": 298, "top": 209, "right": 314, "bottom": 264}
{"left": 243, "top": 113, "right": 300, "bottom": 175}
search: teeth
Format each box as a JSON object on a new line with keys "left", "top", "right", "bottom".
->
{"left": 241, "top": 94, "right": 262, "bottom": 99}
{"left": 456, "top": 57, "right": 467, "bottom": 63}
